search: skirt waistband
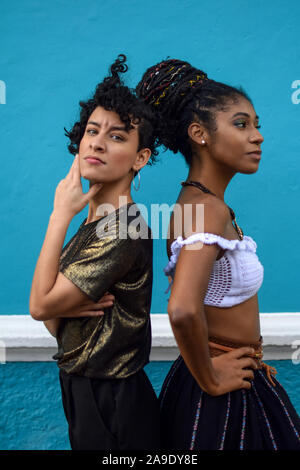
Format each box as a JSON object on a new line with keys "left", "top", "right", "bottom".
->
{"left": 208, "top": 334, "right": 277, "bottom": 387}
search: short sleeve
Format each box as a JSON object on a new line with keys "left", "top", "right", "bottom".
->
{"left": 60, "top": 229, "right": 138, "bottom": 302}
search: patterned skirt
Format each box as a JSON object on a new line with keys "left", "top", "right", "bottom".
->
{"left": 159, "top": 335, "right": 300, "bottom": 450}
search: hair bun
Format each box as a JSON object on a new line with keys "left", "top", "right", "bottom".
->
{"left": 136, "top": 59, "right": 209, "bottom": 155}
{"left": 110, "top": 54, "right": 128, "bottom": 77}
{"left": 136, "top": 59, "right": 208, "bottom": 110}
{"left": 98, "top": 54, "right": 129, "bottom": 91}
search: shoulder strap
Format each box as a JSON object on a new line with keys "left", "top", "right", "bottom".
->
{"left": 181, "top": 180, "right": 231, "bottom": 218}
{"left": 181, "top": 180, "right": 244, "bottom": 240}
{"left": 181, "top": 180, "right": 214, "bottom": 195}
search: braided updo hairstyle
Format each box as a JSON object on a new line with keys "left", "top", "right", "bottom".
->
{"left": 65, "top": 54, "right": 159, "bottom": 164}
{"left": 136, "top": 59, "right": 252, "bottom": 165}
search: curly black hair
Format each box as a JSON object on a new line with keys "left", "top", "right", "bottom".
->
{"left": 65, "top": 54, "right": 159, "bottom": 164}
{"left": 136, "top": 58, "right": 252, "bottom": 165}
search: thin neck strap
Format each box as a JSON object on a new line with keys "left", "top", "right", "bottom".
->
{"left": 181, "top": 180, "right": 244, "bottom": 240}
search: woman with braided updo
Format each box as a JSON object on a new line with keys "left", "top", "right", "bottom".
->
{"left": 137, "top": 59, "right": 300, "bottom": 450}
{"left": 30, "top": 55, "right": 160, "bottom": 450}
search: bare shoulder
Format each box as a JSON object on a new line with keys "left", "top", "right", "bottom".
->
{"left": 180, "top": 193, "right": 230, "bottom": 239}
{"left": 169, "top": 194, "right": 231, "bottom": 307}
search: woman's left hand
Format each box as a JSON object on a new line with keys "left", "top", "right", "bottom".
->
{"left": 53, "top": 154, "right": 102, "bottom": 218}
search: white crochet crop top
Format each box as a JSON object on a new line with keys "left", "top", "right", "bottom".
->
{"left": 164, "top": 233, "right": 264, "bottom": 308}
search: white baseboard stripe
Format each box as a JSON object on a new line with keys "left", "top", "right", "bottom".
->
{"left": 0, "top": 313, "right": 299, "bottom": 361}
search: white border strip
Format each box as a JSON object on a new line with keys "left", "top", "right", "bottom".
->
{"left": 0, "top": 313, "right": 300, "bottom": 361}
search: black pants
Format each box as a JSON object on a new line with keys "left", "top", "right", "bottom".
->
{"left": 59, "top": 368, "right": 160, "bottom": 450}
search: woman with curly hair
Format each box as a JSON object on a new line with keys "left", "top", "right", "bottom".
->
{"left": 136, "top": 59, "right": 300, "bottom": 450}
{"left": 29, "top": 55, "right": 160, "bottom": 450}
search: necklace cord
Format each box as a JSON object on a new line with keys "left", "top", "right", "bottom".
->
{"left": 181, "top": 180, "right": 244, "bottom": 240}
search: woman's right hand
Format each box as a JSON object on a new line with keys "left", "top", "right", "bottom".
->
{"left": 59, "top": 292, "right": 115, "bottom": 318}
{"left": 208, "top": 347, "right": 258, "bottom": 396}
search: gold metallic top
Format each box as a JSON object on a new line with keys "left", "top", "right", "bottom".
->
{"left": 53, "top": 203, "right": 153, "bottom": 379}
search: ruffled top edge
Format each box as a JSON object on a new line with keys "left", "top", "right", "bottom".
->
{"left": 164, "top": 233, "right": 257, "bottom": 277}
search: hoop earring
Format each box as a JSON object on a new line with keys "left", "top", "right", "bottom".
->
{"left": 132, "top": 170, "right": 141, "bottom": 191}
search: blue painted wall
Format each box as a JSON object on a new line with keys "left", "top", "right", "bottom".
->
{"left": 1, "top": 0, "right": 300, "bottom": 314}
{"left": 0, "top": 360, "right": 299, "bottom": 450}
{"left": 1, "top": 0, "right": 300, "bottom": 450}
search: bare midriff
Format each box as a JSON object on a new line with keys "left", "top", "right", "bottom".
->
{"left": 167, "top": 192, "right": 262, "bottom": 346}
{"left": 204, "top": 294, "right": 261, "bottom": 344}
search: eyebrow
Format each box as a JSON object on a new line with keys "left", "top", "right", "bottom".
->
{"left": 231, "top": 112, "right": 259, "bottom": 120}
{"left": 87, "top": 121, "right": 128, "bottom": 132}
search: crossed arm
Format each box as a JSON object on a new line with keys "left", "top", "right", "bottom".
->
{"left": 29, "top": 212, "right": 113, "bottom": 336}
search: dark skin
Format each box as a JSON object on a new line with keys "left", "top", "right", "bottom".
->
{"left": 167, "top": 97, "right": 264, "bottom": 396}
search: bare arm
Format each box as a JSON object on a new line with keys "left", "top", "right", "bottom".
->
{"left": 29, "top": 211, "right": 72, "bottom": 318}
{"left": 42, "top": 292, "right": 115, "bottom": 337}
{"left": 168, "top": 199, "right": 257, "bottom": 396}
{"left": 168, "top": 240, "right": 221, "bottom": 394}
{"left": 29, "top": 154, "right": 102, "bottom": 322}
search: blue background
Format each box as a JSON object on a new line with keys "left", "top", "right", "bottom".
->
{"left": 1, "top": 0, "right": 300, "bottom": 450}
{"left": 1, "top": 0, "right": 300, "bottom": 314}
{"left": 0, "top": 360, "right": 299, "bottom": 450}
